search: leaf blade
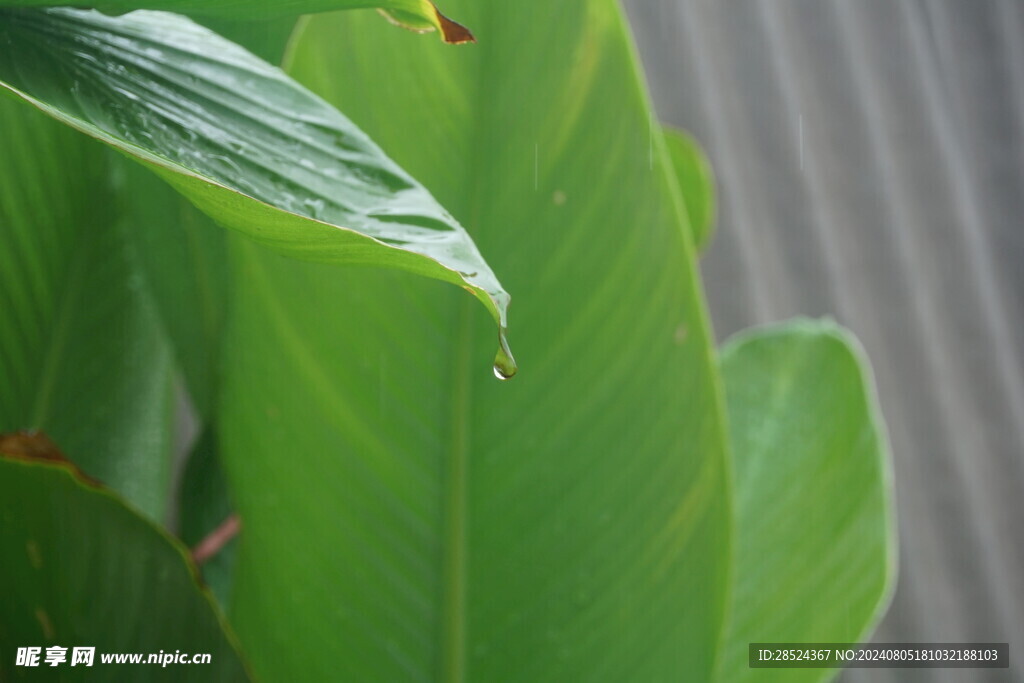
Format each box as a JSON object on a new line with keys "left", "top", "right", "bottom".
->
{"left": 0, "top": 96, "right": 174, "bottom": 520}
{"left": 0, "top": 445, "right": 251, "bottom": 681}
{"left": 220, "top": 3, "right": 732, "bottom": 681}
{"left": 717, "top": 318, "right": 897, "bottom": 682}
{"left": 1, "top": 0, "right": 472, "bottom": 42}
{"left": 117, "top": 163, "right": 229, "bottom": 418}
{"left": 0, "top": 8, "right": 508, "bottom": 344}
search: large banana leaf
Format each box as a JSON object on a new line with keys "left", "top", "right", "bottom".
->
{"left": 0, "top": 8, "right": 510, "bottom": 360}
{"left": 717, "top": 320, "right": 896, "bottom": 682}
{"left": 0, "top": 446, "right": 250, "bottom": 681}
{"left": 4, "top": 1, "right": 474, "bottom": 43}
{"left": 217, "top": 2, "right": 731, "bottom": 681}
{"left": 0, "top": 97, "right": 174, "bottom": 520}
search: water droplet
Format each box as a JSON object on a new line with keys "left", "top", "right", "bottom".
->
{"left": 492, "top": 327, "right": 517, "bottom": 380}
{"left": 302, "top": 197, "right": 325, "bottom": 219}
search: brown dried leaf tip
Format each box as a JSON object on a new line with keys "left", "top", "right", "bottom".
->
{"left": 378, "top": 4, "right": 476, "bottom": 44}
{"left": 0, "top": 430, "right": 66, "bottom": 462}
{"left": 433, "top": 7, "right": 476, "bottom": 44}
{"left": 0, "top": 430, "right": 102, "bottom": 487}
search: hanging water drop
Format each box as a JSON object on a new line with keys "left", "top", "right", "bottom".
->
{"left": 492, "top": 327, "right": 517, "bottom": 381}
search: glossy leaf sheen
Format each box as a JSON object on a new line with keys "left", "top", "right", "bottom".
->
{"left": 117, "top": 18, "right": 294, "bottom": 417}
{"left": 219, "top": 2, "right": 731, "bottom": 681}
{"left": 0, "top": 97, "right": 173, "bottom": 520}
{"left": 0, "top": 453, "right": 250, "bottom": 681}
{"left": 0, "top": 8, "right": 509, "bottom": 350}
{"left": 718, "top": 319, "right": 896, "bottom": 682}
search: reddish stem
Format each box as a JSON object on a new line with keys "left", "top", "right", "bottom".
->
{"left": 191, "top": 514, "right": 241, "bottom": 565}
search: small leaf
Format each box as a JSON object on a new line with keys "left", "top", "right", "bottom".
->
{"left": 0, "top": 438, "right": 252, "bottom": 681}
{"left": 0, "top": 9, "right": 508, "bottom": 360}
{"left": 663, "top": 126, "right": 716, "bottom": 253}
{"left": 717, "top": 319, "right": 896, "bottom": 682}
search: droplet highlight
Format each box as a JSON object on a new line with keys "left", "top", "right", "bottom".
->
{"left": 493, "top": 328, "right": 518, "bottom": 381}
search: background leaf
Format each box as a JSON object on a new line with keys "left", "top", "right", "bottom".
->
{"left": 1, "top": 0, "right": 472, "bottom": 43}
{"left": 664, "top": 126, "right": 716, "bottom": 254}
{"left": 0, "top": 96, "right": 174, "bottom": 520}
{"left": 0, "top": 8, "right": 510, "bottom": 351}
{"left": 0, "top": 449, "right": 250, "bottom": 681}
{"left": 717, "top": 319, "right": 896, "bottom": 682}
{"left": 198, "top": 16, "right": 298, "bottom": 63}
{"left": 217, "top": 1, "right": 732, "bottom": 680}
{"left": 116, "top": 164, "right": 229, "bottom": 418}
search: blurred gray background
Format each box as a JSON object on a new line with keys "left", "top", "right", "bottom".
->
{"left": 622, "top": 1, "right": 1023, "bottom": 680}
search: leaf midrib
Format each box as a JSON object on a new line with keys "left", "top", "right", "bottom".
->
{"left": 442, "top": 296, "right": 472, "bottom": 682}
{"left": 441, "top": 11, "right": 498, "bottom": 679}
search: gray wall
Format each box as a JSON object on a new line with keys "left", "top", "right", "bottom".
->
{"left": 623, "top": 1, "right": 1023, "bottom": 680}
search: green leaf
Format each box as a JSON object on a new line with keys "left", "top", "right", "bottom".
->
{"left": 219, "top": 2, "right": 731, "bottom": 681}
{"left": 197, "top": 16, "right": 299, "bottom": 63}
{"left": 663, "top": 127, "right": 716, "bottom": 254}
{"left": 0, "top": 8, "right": 509, "bottom": 362}
{"left": 116, "top": 163, "right": 229, "bottom": 418}
{"left": 0, "top": 96, "right": 174, "bottom": 520}
{"left": 717, "top": 319, "right": 896, "bottom": 682}
{"left": 115, "top": 18, "right": 295, "bottom": 417}
{"left": 2, "top": 0, "right": 473, "bottom": 43}
{"left": 0, "top": 443, "right": 251, "bottom": 681}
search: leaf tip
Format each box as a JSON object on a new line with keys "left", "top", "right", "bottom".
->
{"left": 433, "top": 7, "right": 476, "bottom": 44}
{"left": 1, "top": 430, "right": 66, "bottom": 463}
{"left": 377, "top": 5, "right": 476, "bottom": 44}
{"left": 0, "top": 430, "right": 102, "bottom": 488}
